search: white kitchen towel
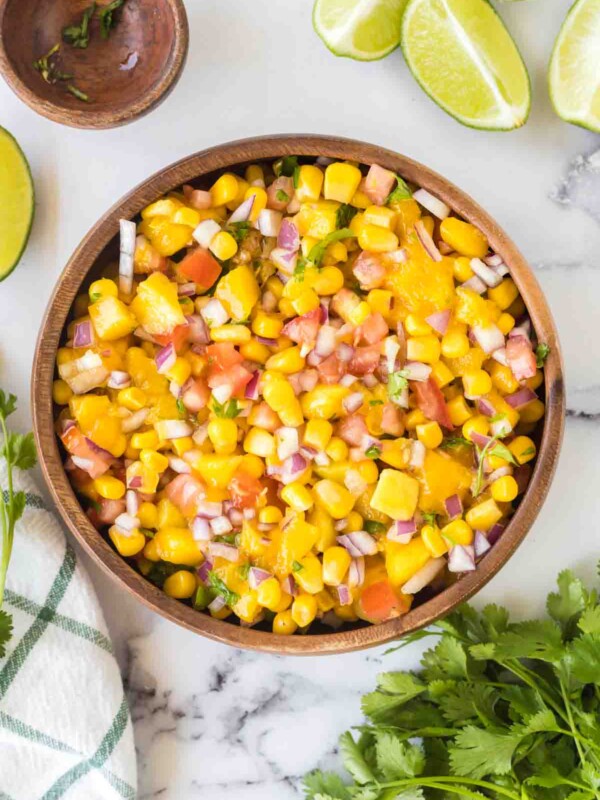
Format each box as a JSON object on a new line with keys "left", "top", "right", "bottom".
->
{"left": 0, "top": 462, "right": 137, "bottom": 800}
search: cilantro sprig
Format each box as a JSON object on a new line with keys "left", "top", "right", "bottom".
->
{"left": 212, "top": 398, "right": 241, "bottom": 419}
{"left": 386, "top": 175, "right": 413, "bottom": 204}
{"left": 473, "top": 434, "right": 517, "bottom": 497}
{"left": 0, "top": 391, "right": 37, "bottom": 657}
{"left": 307, "top": 229, "right": 356, "bottom": 268}
{"left": 387, "top": 370, "right": 409, "bottom": 404}
{"left": 304, "top": 564, "right": 600, "bottom": 800}
{"left": 207, "top": 571, "right": 239, "bottom": 607}
{"left": 99, "top": 0, "right": 127, "bottom": 39}
{"left": 62, "top": 3, "right": 96, "bottom": 48}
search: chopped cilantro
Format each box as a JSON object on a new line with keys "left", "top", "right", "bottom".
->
{"left": 193, "top": 585, "right": 214, "bottom": 610}
{"left": 276, "top": 189, "right": 290, "bottom": 203}
{"left": 421, "top": 511, "right": 438, "bottom": 526}
{"left": 293, "top": 165, "right": 301, "bottom": 189}
{"left": 521, "top": 446, "right": 536, "bottom": 457}
{"left": 336, "top": 203, "right": 358, "bottom": 229}
{"left": 369, "top": 399, "right": 384, "bottom": 406}
{"left": 279, "top": 156, "right": 299, "bottom": 177}
{"left": 62, "top": 3, "right": 95, "bottom": 48}
{"left": 536, "top": 342, "right": 550, "bottom": 368}
{"left": 489, "top": 412, "right": 506, "bottom": 423}
{"left": 473, "top": 435, "right": 517, "bottom": 497}
{"left": 227, "top": 221, "right": 252, "bottom": 243}
{"left": 67, "top": 84, "right": 91, "bottom": 102}
{"left": 294, "top": 256, "right": 308, "bottom": 280}
{"left": 364, "top": 520, "right": 386, "bottom": 535}
{"left": 238, "top": 563, "right": 251, "bottom": 580}
{"left": 440, "top": 436, "right": 472, "bottom": 450}
{"left": 176, "top": 397, "right": 185, "bottom": 417}
{"left": 292, "top": 560, "right": 304, "bottom": 573}
{"left": 365, "top": 445, "right": 382, "bottom": 459}
{"left": 207, "top": 571, "right": 239, "bottom": 607}
{"left": 387, "top": 370, "right": 409, "bottom": 402}
{"left": 33, "top": 44, "right": 73, "bottom": 84}
{"left": 212, "top": 398, "right": 241, "bottom": 419}
{"left": 307, "top": 228, "right": 356, "bottom": 268}
{"left": 386, "top": 175, "right": 412, "bottom": 204}
{"left": 99, "top": 0, "right": 127, "bottom": 39}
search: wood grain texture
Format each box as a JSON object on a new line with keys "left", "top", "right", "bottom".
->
{"left": 31, "top": 135, "right": 566, "bottom": 655}
{"left": 0, "top": 0, "right": 188, "bottom": 129}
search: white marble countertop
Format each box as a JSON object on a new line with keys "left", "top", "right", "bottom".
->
{"left": 1, "top": 0, "right": 600, "bottom": 797}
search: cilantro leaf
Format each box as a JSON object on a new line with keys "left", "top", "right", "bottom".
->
{"left": 449, "top": 726, "right": 521, "bottom": 779}
{"left": 303, "top": 771, "right": 350, "bottom": 800}
{"left": 387, "top": 370, "right": 409, "bottom": 402}
{"left": 0, "top": 609, "right": 13, "bottom": 658}
{"left": 336, "top": 204, "right": 358, "bottom": 229}
{"left": 212, "top": 398, "right": 241, "bottom": 419}
{"left": 67, "top": 85, "right": 91, "bottom": 102}
{"left": 0, "top": 391, "right": 17, "bottom": 419}
{"left": 568, "top": 633, "right": 600, "bottom": 684}
{"left": 363, "top": 520, "right": 386, "bottom": 535}
{"left": 535, "top": 343, "right": 550, "bottom": 368}
{"left": 227, "top": 221, "right": 252, "bottom": 244}
{"left": 307, "top": 229, "right": 356, "bottom": 268}
{"left": 375, "top": 732, "right": 425, "bottom": 780}
{"left": 338, "top": 732, "right": 375, "bottom": 785}
{"left": 386, "top": 176, "right": 412, "bottom": 204}
{"left": 207, "top": 571, "right": 239, "bottom": 607}
{"left": 292, "top": 560, "right": 304, "bottom": 573}
{"left": 279, "top": 156, "right": 299, "bottom": 177}
{"left": 2, "top": 432, "right": 37, "bottom": 471}
{"left": 62, "top": 3, "right": 96, "bottom": 48}
{"left": 547, "top": 569, "right": 588, "bottom": 633}
{"left": 365, "top": 445, "right": 381, "bottom": 459}
{"left": 439, "top": 436, "right": 472, "bottom": 450}
{"left": 99, "top": 0, "right": 127, "bottom": 39}
{"left": 276, "top": 189, "right": 289, "bottom": 203}
{"left": 176, "top": 397, "right": 186, "bottom": 417}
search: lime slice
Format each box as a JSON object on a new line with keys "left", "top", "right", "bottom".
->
{"left": 549, "top": 0, "right": 600, "bottom": 133}
{"left": 401, "top": 0, "right": 531, "bottom": 130}
{"left": 313, "top": 0, "right": 408, "bottom": 61}
{"left": 0, "top": 128, "right": 34, "bottom": 283}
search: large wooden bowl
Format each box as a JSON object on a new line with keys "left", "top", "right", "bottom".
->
{"left": 0, "top": 0, "right": 188, "bottom": 129}
{"left": 32, "top": 135, "right": 565, "bottom": 655}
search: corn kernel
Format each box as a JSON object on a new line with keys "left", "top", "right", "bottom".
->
{"left": 291, "top": 594, "right": 318, "bottom": 627}
{"left": 453, "top": 257, "right": 474, "bottom": 282}
{"left": 405, "top": 314, "right": 432, "bottom": 336}
{"left": 164, "top": 570, "right": 197, "bottom": 599}
{"left": 89, "top": 277, "right": 118, "bottom": 302}
{"left": 462, "top": 415, "right": 489, "bottom": 442}
{"left": 208, "top": 418, "right": 238, "bottom": 455}
{"left": 131, "top": 430, "right": 159, "bottom": 450}
{"left": 252, "top": 311, "right": 283, "bottom": 339}
{"left": 348, "top": 300, "right": 373, "bottom": 326}
{"left": 291, "top": 289, "right": 320, "bottom": 316}
{"left": 440, "top": 218, "right": 488, "bottom": 258}
{"left": 407, "top": 335, "right": 441, "bottom": 364}
{"left": 462, "top": 370, "right": 493, "bottom": 399}
{"left": 313, "top": 266, "right": 345, "bottom": 295}
{"left": 258, "top": 505, "right": 283, "bottom": 525}
{"left": 210, "top": 173, "right": 239, "bottom": 207}
{"left": 304, "top": 419, "right": 333, "bottom": 451}
{"left": 138, "top": 502, "right": 158, "bottom": 529}
{"left": 326, "top": 437, "right": 348, "bottom": 462}
{"left": 243, "top": 427, "right": 275, "bottom": 457}
{"left": 244, "top": 186, "right": 268, "bottom": 221}
{"left": 367, "top": 289, "right": 393, "bottom": 317}
{"left": 430, "top": 361, "right": 454, "bottom": 388}
{"left": 117, "top": 387, "right": 147, "bottom": 411}
{"left": 525, "top": 370, "right": 544, "bottom": 391}
{"left": 172, "top": 436, "right": 193, "bottom": 457}
{"left": 489, "top": 362, "right": 519, "bottom": 394}
{"left": 422, "top": 525, "right": 449, "bottom": 558}
{"left": 358, "top": 224, "right": 399, "bottom": 253}
{"left": 273, "top": 609, "right": 298, "bottom": 635}
{"left": 140, "top": 449, "right": 169, "bottom": 472}
{"left": 363, "top": 206, "right": 396, "bottom": 230}
{"left": 442, "top": 331, "right": 470, "bottom": 359}
{"left": 442, "top": 519, "right": 473, "bottom": 546}
{"left": 94, "top": 476, "right": 126, "bottom": 500}
{"left": 488, "top": 279, "right": 519, "bottom": 311}
{"left": 322, "top": 241, "right": 347, "bottom": 265}
{"left": 313, "top": 479, "right": 355, "bottom": 519}
{"left": 324, "top": 162, "right": 362, "bottom": 203}
{"left": 371, "top": 469, "right": 419, "bottom": 521}
{"left": 416, "top": 421, "right": 443, "bottom": 449}
{"left": 265, "top": 346, "right": 305, "bottom": 374}
{"left": 52, "top": 379, "right": 73, "bottom": 405}
{"left": 508, "top": 436, "right": 536, "bottom": 465}
{"left": 356, "top": 459, "right": 379, "bottom": 484}
{"left": 447, "top": 395, "right": 472, "bottom": 426}
{"left": 281, "top": 482, "right": 314, "bottom": 512}
{"left": 322, "top": 546, "right": 351, "bottom": 586}
{"left": 257, "top": 577, "right": 282, "bottom": 611}
{"left": 295, "top": 165, "right": 324, "bottom": 202}
{"left": 465, "top": 498, "right": 503, "bottom": 531}
{"left": 239, "top": 454, "right": 265, "bottom": 478}
{"left": 210, "top": 324, "right": 251, "bottom": 344}
{"left": 519, "top": 399, "right": 545, "bottom": 424}
{"left": 491, "top": 475, "right": 518, "bottom": 503}
{"left": 497, "top": 313, "right": 515, "bottom": 335}
{"left": 240, "top": 340, "right": 270, "bottom": 364}
{"left": 405, "top": 409, "right": 428, "bottom": 430}
{"left": 210, "top": 230, "right": 238, "bottom": 261}
{"left": 166, "top": 357, "right": 192, "bottom": 387}
{"left": 245, "top": 164, "right": 265, "bottom": 187}
{"left": 109, "top": 527, "right": 145, "bottom": 557}
{"left": 345, "top": 511, "right": 364, "bottom": 532}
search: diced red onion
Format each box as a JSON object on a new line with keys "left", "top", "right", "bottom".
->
{"left": 470, "top": 258, "right": 502, "bottom": 288}
{"left": 363, "top": 373, "right": 379, "bottom": 389}
{"left": 73, "top": 320, "right": 94, "bottom": 348}
{"left": 314, "top": 325, "right": 337, "bottom": 358}
{"left": 403, "top": 361, "right": 432, "bottom": 382}
{"left": 280, "top": 453, "right": 308, "bottom": 484}
{"left": 243, "top": 508, "right": 256, "bottom": 520}
{"left": 125, "top": 490, "right": 139, "bottom": 516}
{"left": 414, "top": 220, "right": 442, "bottom": 262}
{"left": 413, "top": 188, "right": 450, "bottom": 220}
{"left": 245, "top": 370, "right": 262, "bottom": 400}
{"left": 490, "top": 416, "right": 513, "bottom": 438}
{"left": 299, "top": 445, "right": 317, "bottom": 461}
{"left": 448, "top": 545, "right": 476, "bottom": 573}
{"left": 114, "top": 513, "right": 139, "bottom": 534}
{"left": 438, "top": 241, "right": 453, "bottom": 255}
{"left": 119, "top": 219, "right": 136, "bottom": 295}
{"left": 401, "top": 557, "right": 446, "bottom": 594}
{"left": 168, "top": 456, "right": 191, "bottom": 474}
{"left": 107, "top": 370, "right": 131, "bottom": 389}
{"left": 248, "top": 567, "right": 272, "bottom": 589}
{"left": 338, "top": 343, "right": 355, "bottom": 363}
{"left": 387, "top": 248, "right": 408, "bottom": 263}
{"left": 320, "top": 301, "right": 330, "bottom": 324}
{"left": 276, "top": 427, "right": 299, "bottom": 460}
{"left": 169, "top": 380, "right": 182, "bottom": 399}
{"left": 208, "top": 595, "right": 227, "bottom": 612}
{"left": 72, "top": 456, "right": 94, "bottom": 472}
{"left": 337, "top": 585, "right": 352, "bottom": 606}
{"left": 208, "top": 542, "right": 239, "bottom": 562}
{"left": 270, "top": 247, "right": 298, "bottom": 275}
{"left": 387, "top": 519, "right": 416, "bottom": 544}
{"left": 178, "top": 282, "right": 196, "bottom": 297}
{"left": 444, "top": 494, "right": 463, "bottom": 520}
{"left": 461, "top": 276, "right": 487, "bottom": 295}
{"left": 487, "top": 466, "right": 513, "bottom": 484}
{"left": 505, "top": 387, "right": 537, "bottom": 409}
{"left": 426, "top": 309, "right": 451, "bottom": 335}
{"left": 256, "top": 336, "right": 278, "bottom": 347}
{"left": 281, "top": 575, "right": 298, "bottom": 597}
{"left": 196, "top": 557, "right": 214, "bottom": 583}
{"left": 196, "top": 499, "right": 222, "bottom": 519}
{"left": 487, "top": 523, "right": 505, "bottom": 545}
{"left": 185, "top": 187, "right": 212, "bottom": 210}
{"left": 383, "top": 337, "right": 400, "bottom": 374}
{"left": 474, "top": 530, "right": 491, "bottom": 557}
{"left": 201, "top": 298, "right": 229, "bottom": 327}
{"left": 185, "top": 315, "right": 210, "bottom": 344}
{"left": 258, "top": 209, "right": 283, "bottom": 238}
{"left": 484, "top": 254, "right": 503, "bottom": 268}
{"left": 192, "top": 516, "right": 212, "bottom": 541}
{"left": 277, "top": 218, "right": 300, "bottom": 252}
{"left": 126, "top": 474, "right": 143, "bottom": 490}
{"left": 477, "top": 398, "right": 496, "bottom": 416}
{"left": 344, "top": 469, "right": 368, "bottom": 496}
{"left": 84, "top": 437, "right": 113, "bottom": 460}
{"left": 492, "top": 348, "right": 508, "bottom": 366}
{"left": 334, "top": 518, "right": 348, "bottom": 532}
{"left": 154, "top": 419, "right": 193, "bottom": 440}
{"left": 471, "top": 324, "right": 505, "bottom": 354}
{"left": 321, "top": 610, "right": 344, "bottom": 629}
{"left": 298, "top": 370, "right": 319, "bottom": 392}
{"left": 192, "top": 423, "right": 209, "bottom": 446}
{"left": 314, "top": 451, "right": 330, "bottom": 467}
{"left": 471, "top": 431, "right": 492, "bottom": 450}
{"left": 348, "top": 557, "right": 365, "bottom": 588}
{"left": 513, "top": 463, "right": 532, "bottom": 495}
{"left": 156, "top": 342, "right": 176, "bottom": 374}
{"left": 210, "top": 515, "right": 233, "bottom": 536}
{"left": 228, "top": 195, "right": 255, "bottom": 224}
{"left": 337, "top": 531, "right": 378, "bottom": 557}
{"left": 410, "top": 440, "right": 426, "bottom": 469}
{"left": 343, "top": 392, "right": 364, "bottom": 414}
{"left": 339, "top": 374, "right": 357, "bottom": 388}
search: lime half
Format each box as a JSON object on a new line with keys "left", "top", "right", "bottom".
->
{"left": 401, "top": 0, "right": 531, "bottom": 130}
{"left": 549, "top": 0, "right": 600, "bottom": 133}
{"left": 313, "top": 0, "right": 408, "bottom": 61}
{"left": 0, "top": 128, "right": 34, "bottom": 282}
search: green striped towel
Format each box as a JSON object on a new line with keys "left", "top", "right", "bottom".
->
{"left": 0, "top": 462, "right": 137, "bottom": 799}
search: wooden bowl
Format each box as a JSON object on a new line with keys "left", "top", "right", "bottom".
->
{"left": 0, "top": 0, "right": 188, "bottom": 129}
{"left": 32, "top": 135, "right": 565, "bottom": 655}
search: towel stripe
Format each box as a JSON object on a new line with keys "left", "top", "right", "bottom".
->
{"left": 0, "top": 544, "right": 76, "bottom": 701}
{"left": 4, "top": 590, "right": 113, "bottom": 654}
{"left": 2, "top": 490, "right": 46, "bottom": 511}
{"left": 40, "top": 696, "right": 131, "bottom": 800}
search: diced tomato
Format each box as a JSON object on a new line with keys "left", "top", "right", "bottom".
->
{"left": 358, "top": 312, "right": 388, "bottom": 345}
{"left": 410, "top": 377, "right": 453, "bottom": 430}
{"left": 357, "top": 579, "right": 409, "bottom": 623}
{"left": 230, "top": 471, "right": 264, "bottom": 509}
{"left": 207, "top": 343, "right": 244, "bottom": 373}
{"left": 165, "top": 474, "right": 206, "bottom": 517}
{"left": 381, "top": 403, "right": 405, "bottom": 436}
{"left": 348, "top": 344, "right": 381, "bottom": 376}
{"left": 250, "top": 401, "right": 280, "bottom": 432}
{"left": 95, "top": 498, "right": 126, "bottom": 526}
{"left": 266, "top": 176, "right": 294, "bottom": 211}
{"left": 281, "top": 308, "right": 321, "bottom": 345}
{"left": 208, "top": 364, "right": 253, "bottom": 399}
{"left": 317, "top": 353, "right": 346, "bottom": 384}
{"left": 337, "top": 414, "right": 368, "bottom": 446}
{"left": 60, "top": 425, "right": 112, "bottom": 479}
{"left": 506, "top": 336, "right": 537, "bottom": 381}
{"left": 331, "top": 288, "right": 360, "bottom": 320}
{"left": 154, "top": 323, "right": 190, "bottom": 353}
{"left": 178, "top": 247, "right": 222, "bottom": 290}
{"left": 364, "top": 164, "right": 397, "bottom": 206}
{"left": 181, "top": 378, "right": 210, "bottom": 413}
{"left": 353, "top": 251, "right": 387, "bottom": 290}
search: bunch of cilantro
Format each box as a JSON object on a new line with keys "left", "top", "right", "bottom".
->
{"left": 0, "top": 391, "right": 37, "bottom": 657}
{"left": 305, "top": 568, "right": 600, "bottom": 800}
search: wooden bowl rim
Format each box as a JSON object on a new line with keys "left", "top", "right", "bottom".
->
{"left": 32, "top": 134, "right": 565, "bottom": 655}
{"left": 0, "top": 0, "right": 188, "bottom": 129}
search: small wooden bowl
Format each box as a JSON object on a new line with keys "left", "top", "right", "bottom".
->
{"left": 0, "top": 0, "right": 188, "bottom": 129}
{"left": 32, "top": 135, "right": 565, "bottom": 655}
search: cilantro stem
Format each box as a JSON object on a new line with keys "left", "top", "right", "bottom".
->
{"left": 560, "top": 678, "right": 589, "bottom": 769}
{"left": 0, "top": 413, "right": 14, "bottom": 607}
{"left": 379, "top": 776, "right": 521, "bottom": 800}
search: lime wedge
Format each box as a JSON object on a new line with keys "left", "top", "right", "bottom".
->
{"left": 313, "top": 0, "right": 408, "bottom": 61}
{"left": 549, "top": 0, "right": 600, "bottom": 133}
{"left": 0, "top": 128, "right": 34, "bottom": 282}
{"left": 401, "top": 0, "right": 531, "bottom": 130}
